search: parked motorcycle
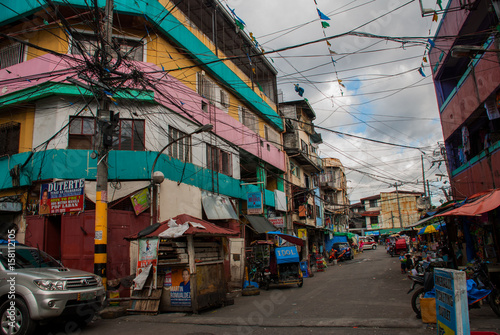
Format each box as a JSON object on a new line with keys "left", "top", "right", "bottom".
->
{"left": 409, "top": 259, "right": 500, "bottom": 318}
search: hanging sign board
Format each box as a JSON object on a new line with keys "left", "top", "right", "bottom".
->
{"left": 247, "top": 192, "right": 263, "bottom": 214}
{"left": 268, "top": 216, "right": 284, "bottom": 228}
{"left": 298, "top": 229, "right": 307, "bottom": 240}
{"left": 39, "top": 179, "right": 85, "bottom": 215}
{"left": 434, "top": 268, "right": 470, "bottom": 335}
{"left": 131, "top": 188, "right": 150, "bottom": 215}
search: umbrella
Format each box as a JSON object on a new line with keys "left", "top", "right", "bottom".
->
{"left": 418, "top": 224, "right": 438, "bottom": 235}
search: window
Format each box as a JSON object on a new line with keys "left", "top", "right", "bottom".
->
{"left": 168, "top": 127, "right": 191, "bottom": 162}
{"left": 370, "top": 216, "right": 379, "bottom": 226}
{"left": 0, "top": 43, "right": 25, "bottom": 69}
{"left": 112, "top": 119, "right": 145, "bottom": 151}
{"left": 301, "top": 139, "right": 308, "bottom": 155}
{"left": 197, "top": 72, "right": 215, "bottom": 101}
{"left": 68, "top": 117, "right": 95, "bottom": 149}
{"left": 70, "top": 33, "right": 144, "bottom": 61}
{"left": 0, "top": 122, "right": 20, "bottom": 156}
{"left": 239, "top": 106, "right": 259, "bottom": 134}
{"left": 305, "top": 175, "right": 310, "bottom": 189}
{"left": 290, "top": 162, "right": 300, "bottom": 178}
{"left": 369, "top": 199, "right": 378, "bottom": 208}
{"left": 207, "top": 144, "right": 232, "bottom": 176}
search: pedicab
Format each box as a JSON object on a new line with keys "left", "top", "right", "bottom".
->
{"left": 260, "top": 244, "right": 304, "bottom": 290}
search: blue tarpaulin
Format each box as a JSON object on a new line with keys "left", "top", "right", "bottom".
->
{"left": 275, "top": 246, "right": 300, "bottom": 264}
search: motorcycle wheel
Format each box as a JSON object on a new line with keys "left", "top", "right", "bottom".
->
{"left": 297, "top": 278, "right": 304, "bottom": 288}
{"left": 489, "top": 289, "right": 500, "bottom": 317}
{"left": 263, "top": 279, "right": 270, "bottom": 291}
{"left": 411, "top": 287, "right": 425, "bottom": 319}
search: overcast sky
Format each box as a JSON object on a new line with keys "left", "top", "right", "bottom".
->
{"left": 226, "top": 0, "right": 451, "bottom": 206}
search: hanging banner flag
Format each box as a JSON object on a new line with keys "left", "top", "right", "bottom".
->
{"left": 321, "top": 21, "right": 330, "bottom": 28}
{"left": 317, "top": 9, "right": 331, "bottom": 20}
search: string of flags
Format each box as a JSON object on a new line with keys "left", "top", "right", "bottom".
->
{"left": 418, "top": 0, "right": 444, "bottom": 78}
{"left": 311, "top": 0, "right": 344, "bottom": 97}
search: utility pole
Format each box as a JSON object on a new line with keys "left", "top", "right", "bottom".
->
{"left": 394, "top": 182, "right": 403, "bottom": 229}
{"left": 421, "top": 155, "right": 427, "bottom": 198}
{"left": 94, "top": 0, "right": 114, "bottom": 288}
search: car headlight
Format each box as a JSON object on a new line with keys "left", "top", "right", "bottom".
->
{"left": 94, "top": 275, "right": 104, "bottom": 287}
{"left": 34, "top": 279, "right": 66, "bottom": 291}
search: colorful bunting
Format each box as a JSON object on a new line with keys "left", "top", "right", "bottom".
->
{"left": 321, "top": 21, "right": 330, "bottom": 28}
{"left": 437, "top": 0, "right": 443, "bottom": 10}
{"left": 427, "top": 39, "right": 435, "bottom": 48}
{"left": 423, "top": 56, "right": 428, "bottom": 63}
{"left": 317, "top": 9, "right": 331, "bottom": 20}
{"left": 326, "top": 40, "right": 331, "bottom": 47}
{"left": 432, "top": 12, "right": 438, "bottom": 22}
{"left": 418, "top": 67, "right": 426, "bottom": 77}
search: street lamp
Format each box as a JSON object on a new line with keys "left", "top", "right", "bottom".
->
{"left": 149, "top": 123, "right": 213, "bottom": 224}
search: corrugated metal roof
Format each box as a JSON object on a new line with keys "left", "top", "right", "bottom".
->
{"left": 127, "top": 214, "right": 239, "bottom": 239}
{"left": 245, "top": 215, "right": 276, "bottom": 234}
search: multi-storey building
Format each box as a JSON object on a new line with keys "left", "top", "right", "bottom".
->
{"left": 320, "top": 158, "right": 349, "bottom": 233}
{"left": 429, "top": 0, "right": 500, "bottom": 198}
{"left": 0, "top": 0, "right": 285, "bottom": 288}
{"left": 280, "top": 99, "right": 323, "bottom": 255}
{"left": 360, "top": 191, "right": 424, "bottom": 235}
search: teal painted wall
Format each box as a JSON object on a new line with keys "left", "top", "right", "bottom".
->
{"left": 0, "top": 149, "right": 275, "bottom": 206}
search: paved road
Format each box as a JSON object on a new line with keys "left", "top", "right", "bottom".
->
{"left": 42, "top": 247, "right": 500, "bottom": 334}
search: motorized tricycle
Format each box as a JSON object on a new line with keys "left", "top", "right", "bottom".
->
{"left": 261, "top": 245, "right": 304, "bottom": 290}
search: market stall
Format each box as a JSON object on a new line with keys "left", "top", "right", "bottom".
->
{"left": 126, "top": 214, "right": 238, "bottom": 314}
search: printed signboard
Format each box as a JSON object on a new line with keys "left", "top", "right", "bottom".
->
{"left": 135, "top": 238, "right": 159, "bottom": 289}
{"left": 268, "top": 216, "right": 284, "bottom": 228}
{"left": 298, "top": 229, "right": 307, "bottom": 240}
{"left": 130, "top": 188, "right": 150, "bottom": 215}
{"left": 39, "top": 179, "right": 85, "bottom": 215}
{"left": 247, "top": 192, "right": 263, "bottom": 214}
{"left": 434, "top": 268, "right": 469, "bottom": 335}
{"left": 163, "top": 267, "right": 192, "bottom": 307}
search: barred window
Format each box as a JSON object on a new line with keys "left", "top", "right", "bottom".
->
{"left": 0, "top": 43, "right": 25, "bottom": 69}
{"left": 207, "top": 144, "right": 232, "bottom": 176}
{"left": 239, "top": 106, "right": 259, "bottom": 134}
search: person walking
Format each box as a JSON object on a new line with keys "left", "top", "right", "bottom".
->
{"left": 399, "top": 252, "right": 407, "bottom": 274}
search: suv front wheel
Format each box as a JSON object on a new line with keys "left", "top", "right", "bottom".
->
{"left": 0, "top": 298, "right": 36, "bottom": 335}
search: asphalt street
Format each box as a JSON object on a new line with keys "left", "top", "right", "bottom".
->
{"left": 41, "top": 247, "right": 500, "bottom": 334}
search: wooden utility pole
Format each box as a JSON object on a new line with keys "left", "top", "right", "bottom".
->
{"left": 94, "top": 0, "right": 114, "bottom": 289}
{"left": 394, "top": 182, "right": 403, "bottom": 228}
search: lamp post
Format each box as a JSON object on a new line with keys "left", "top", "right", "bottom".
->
{"left": 149, "top": 123, "right": 213, "bottom": 225}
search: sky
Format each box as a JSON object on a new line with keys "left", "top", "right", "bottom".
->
{"left": 225, "top": 0, "right": 451, "bottom": 206}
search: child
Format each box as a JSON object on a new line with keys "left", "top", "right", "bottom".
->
{"left": 399, "top": 252, "right": 407, "bottom": 274}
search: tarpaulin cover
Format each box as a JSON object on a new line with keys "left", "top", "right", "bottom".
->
{"left": 440, "top": 189, "right": 500, "bottom": 216}
{"left": 275, "top": 246, "right": 300, "bottom": 264}
{"left": 267, "top": 231, "right": 304, "bottom": 246}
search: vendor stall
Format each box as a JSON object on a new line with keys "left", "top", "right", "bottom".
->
{"left": 127, "top": 214, "right": 238, "bottom": 314}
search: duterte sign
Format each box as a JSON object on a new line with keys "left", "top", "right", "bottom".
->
{"left": 39, "top": 179, "right": 85, "bottom": 214}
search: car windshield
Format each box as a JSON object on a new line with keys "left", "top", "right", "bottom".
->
{"left": 0, "top": 248, "right": 62, "bottom": 269}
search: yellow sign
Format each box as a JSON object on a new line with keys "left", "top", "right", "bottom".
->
{"left": 437, "top": 320, "right": 455, "bottom": 335}
{"left": 298, "top": 229, "right": 307, "bottom": 240}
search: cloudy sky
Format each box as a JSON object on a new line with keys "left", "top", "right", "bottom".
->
{"left": 226, "top": 0, "right": 451, "bottom": 205}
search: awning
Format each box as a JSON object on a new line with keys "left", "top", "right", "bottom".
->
{"left": 441, "top": 189, "right": 500, "bottom": 217}
{"left": 201, "top": 191, "right": 238, "bottom": 220}
{"left": 245, "top": 215, "right": 276, "bottom": 234}
{"left": 267, "top": 231, "right": 304, "bottom": 246}
{"left": 407, "top": 215, "right": 436, "bottom": 228}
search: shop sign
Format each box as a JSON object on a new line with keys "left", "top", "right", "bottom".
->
{"left": 39, "top": 179, "right": 84, "bottom": 215}
{"left": 434, "top": 268, "right": 469, "bottom": 335}
{"left": 298, "top": 228, "right": 307, "bottom": 240}
{"left": 247, "top": 192, "right": 263, "bottom": 214}
{"left": 130, "top": 188, "right": 150, "bottom": 215}
{"left": 268, "top": 216, "right": 284, "bottom": 228}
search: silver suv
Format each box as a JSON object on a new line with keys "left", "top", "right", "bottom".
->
{"left": 0, "top": 243, "right": 105, "bottom": 335}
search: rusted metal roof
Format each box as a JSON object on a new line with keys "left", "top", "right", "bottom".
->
{"left": 127, "top": 214, "right": 239, "bottom": 239}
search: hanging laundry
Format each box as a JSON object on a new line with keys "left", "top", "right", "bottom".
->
{"left": 294, "top": 84, "right": 305, "bottom": 97}
{"left": 317, "top": 9, "right": 331, "bottom": 20}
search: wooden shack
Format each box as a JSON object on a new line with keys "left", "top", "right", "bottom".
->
{"left": 127, "top": 214, "right": 238, "bottom": 314}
